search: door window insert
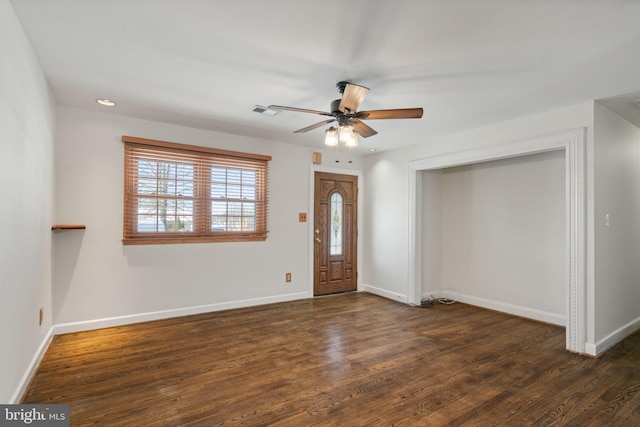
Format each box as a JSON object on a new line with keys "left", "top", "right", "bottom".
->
{"left": 330, "top": 192, "right": 343, "bottom": 255}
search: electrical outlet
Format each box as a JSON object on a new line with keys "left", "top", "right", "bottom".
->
{"left": 299, "top": 213, "right": 307, "bottom": 222}
{"left": 285, "top": 272, "right": 292, "bottom": 283}
{"left": 39, "top": 307, "right": 43, "bottom": 326}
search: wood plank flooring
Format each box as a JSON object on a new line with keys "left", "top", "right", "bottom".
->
{"left": 22, "top": 292, "right": 640, "bottom": 426}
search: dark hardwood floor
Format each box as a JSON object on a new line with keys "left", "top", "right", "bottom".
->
{"left": 22, "top": 292, "right": 640, "bottom": 426}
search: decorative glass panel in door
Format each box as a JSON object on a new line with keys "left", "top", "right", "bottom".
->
{"left": 330, "top": 192, "right": 343, "bottom": 255}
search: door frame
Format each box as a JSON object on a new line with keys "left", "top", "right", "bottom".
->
{"left": 407, "top": 128, "right": 587, "bottom": 354}
{"left": 309, "top": 165, "right": 363, "bottom": 298}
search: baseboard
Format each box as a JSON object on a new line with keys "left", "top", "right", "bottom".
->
{"left": 362, "top": 284, "right": 407, "bottom": 304}
{"left": 439, "top": 290, "right": 566, "bottom": 326}
{"left": 583, "top": 342, "right": 597, "bottom": 356}
{"left": 421, "top": 290, "right": 445, "bottom": 301}
{"left": 52, "top": 291, "right": 309, "bottom": 335}
{"left": 13, "top": 288, "right": 573, "bottom": 402}
{"left": 586, "top": 315, "right": 640, "bottom": 357}
{"left": 10, "top": 326, "right": 55, "bottom": 404}
{"left": 369, "top": 287, "right": 565, "bottom": 327}
{"left": 12, "top": 292, "right": 308, "bottom": 403}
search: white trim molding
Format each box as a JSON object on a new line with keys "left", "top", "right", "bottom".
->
{"left": 440, "top": 291, "right": 566, "bottom": 327}
{"left": 52, "top": 292, "right": 309, "bottom": 335}
{"left": 362, "top": 283, "right": 408, "bottom": 304}
{"left": 408, "top": 128, "right": 587, "bottom": 354}
{"left": 10, "top": 327, "right": 55, "bottom": 404}
{"left": 13, "top": 292, "right": 309, "bottom": 402}
{"left": 585, "top": 315, "right": 640, "bottom": 357}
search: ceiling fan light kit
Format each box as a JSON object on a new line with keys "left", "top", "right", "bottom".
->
{"left": 267, "top": 81, "right": 423, "bottom": 149}
{"left": 338, "top": 124, "right": 357, "bottom": 147}
{"left": 324, "top": 127, "right": 339, "bottom": 146}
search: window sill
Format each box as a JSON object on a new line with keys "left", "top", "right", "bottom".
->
{"left": 122, "top": 235, "right": 267, "bottom": 245}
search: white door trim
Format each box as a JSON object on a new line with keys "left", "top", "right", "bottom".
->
{"left": 309, "top": 166, "right": 363, "bottom": 298}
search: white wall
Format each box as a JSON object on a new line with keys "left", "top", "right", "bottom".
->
{"left": 420, "top": 170, "right": 442, "bottom": 296}
{"left": 53, "top": 106, "right": 363, "bottom": 328}
{"left": 361, "top": 149, "right": 415, "bottom": 301}
{"left": 439, "top": 151, "right": 566, "bottom": 323}
{"left": 363, "top": 101, "right": 594, "bottom": 335}
{"left": 0, "top": 0, "right": 57, "bottom": 403}
{"left": 592, "top": 102, "right": 640, "bottom": 349}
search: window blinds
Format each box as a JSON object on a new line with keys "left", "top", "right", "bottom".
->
{"left": 122, "top": 136, "right": 270, "bottom": 244}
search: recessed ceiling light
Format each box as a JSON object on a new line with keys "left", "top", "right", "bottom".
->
{"left": 369, "top": 148, "right": 377, "bottom": 152}
{"left": 96, "top": 98, "right": 116, "bottom": 107}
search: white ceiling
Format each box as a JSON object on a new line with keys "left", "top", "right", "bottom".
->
{"left": 9, "top": 0, "right": 640, "bottom": 153}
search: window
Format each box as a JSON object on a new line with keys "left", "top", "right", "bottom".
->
{"left": 122, "top": 136, "right": 271, "bottom": 244}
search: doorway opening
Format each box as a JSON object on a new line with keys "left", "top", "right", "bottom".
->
{"left": 408, "top": 129, "right": 586, "bottom": 353}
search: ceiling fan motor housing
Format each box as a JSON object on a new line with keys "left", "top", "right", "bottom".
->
{"left": 330, "top": 99, "right": 343, "bottom": 116}
{"left": 330, "top": 99, "right": 353, "bottom": 127}
{"left": 336, "top": 81, "right": 349, "bottom": 94}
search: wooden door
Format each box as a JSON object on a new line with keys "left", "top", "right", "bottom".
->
{"left": 314, "top": 172, "right": 358, "bottom": 296}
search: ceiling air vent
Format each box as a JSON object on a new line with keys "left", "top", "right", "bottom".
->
{"left": 252, "top": 105, "right": 279, "bottom": 116}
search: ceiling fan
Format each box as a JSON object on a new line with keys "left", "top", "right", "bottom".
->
{"left": 268, "top": 81, "right": 423, "bottom": 146}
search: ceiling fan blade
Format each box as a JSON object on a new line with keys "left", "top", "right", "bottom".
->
{"left": 338, "top": 83, "right": 370, "bottom": 113}
{"left": 294, "top": 119, "right": 336, "bottom": 133}
{"left": 355, "top": 108, "right": 423, "bottom": 120}
{"left": 351, "top": 119, "right": 378, "bottom": 138}
{"left": 268, "top": 105, "right": 333, "bottom": 117}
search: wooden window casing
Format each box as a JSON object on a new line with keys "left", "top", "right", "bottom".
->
{"left": 123, "top": 136, "right": 271, "bottom": 245}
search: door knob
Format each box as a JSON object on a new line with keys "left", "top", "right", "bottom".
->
{"left": 315, "top": 229, "right": 321, "bottom": 243}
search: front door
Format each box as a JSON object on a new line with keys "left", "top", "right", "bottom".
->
{"left": 314, "top": 172, "right": 358, "bottom": 296}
